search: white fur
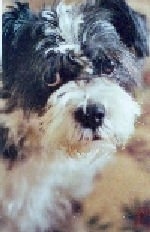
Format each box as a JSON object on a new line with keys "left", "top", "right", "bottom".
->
{"left": 47, "top": 78, "right": 140, "bottom": 148}
{"left": 45, "top": 43, "right": 81, "bottom": 55}
{"left": 44, "top": 1, "right": 83, "bottom": 54}
{"left": 56, "top": 1, "right": 83, "bottom": 45}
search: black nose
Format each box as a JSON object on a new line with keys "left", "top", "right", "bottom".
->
{"left": 74, "top": 104, "right": 105, "bottom": 130}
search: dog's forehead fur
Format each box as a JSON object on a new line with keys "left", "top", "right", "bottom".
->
{"left": 56, "top": 2, "right": 83, "bottom": 49}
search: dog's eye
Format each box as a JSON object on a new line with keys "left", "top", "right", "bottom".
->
{"left": 102, "top": 59, "right": 115, "bottom": 75}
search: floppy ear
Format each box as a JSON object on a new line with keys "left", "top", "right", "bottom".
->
{"left": 98, "top": 0, "right": 149, "bottom": 57}
{"left": 2, "top": 2, "right": 61, "bottom": 111}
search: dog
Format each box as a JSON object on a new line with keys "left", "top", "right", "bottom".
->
{"left": 0, "top": 0, "right": 149, "bottom": 231}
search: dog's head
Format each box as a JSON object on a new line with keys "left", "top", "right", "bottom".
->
{"left": 2, "top": 0, "right": 148, "bottom": 110}
{"left": 35, "top": 0, "right": 146, "bottom": 154}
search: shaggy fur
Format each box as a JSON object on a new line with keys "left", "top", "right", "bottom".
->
{"left": 2, "top": 0, "right": 148, "bottom": 111}
{"left": 0, "top": 0, "right": 149, "bottom": 231}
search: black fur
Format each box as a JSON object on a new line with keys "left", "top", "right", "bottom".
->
{"left": 2, "top": 0, "right": 149, "bottom": 112}
{"left": 3, "top": 2, "right": 58, "bottom": 112}
{"left": 97, "top": 0, "right": 149, "bottom": 57}
{"left": 0, "top": 125, "right": 18, "bottom": 162}
{"left": 3, "top": 2, "right": 83, "bottom": 112}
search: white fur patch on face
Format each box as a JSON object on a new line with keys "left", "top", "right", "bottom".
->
{"left": 45, "top": 78, "right": 140, "bottom": 153}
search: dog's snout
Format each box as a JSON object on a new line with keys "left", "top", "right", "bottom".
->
{"left": 74, "top": 104, "right": 105, "bottom": 130}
